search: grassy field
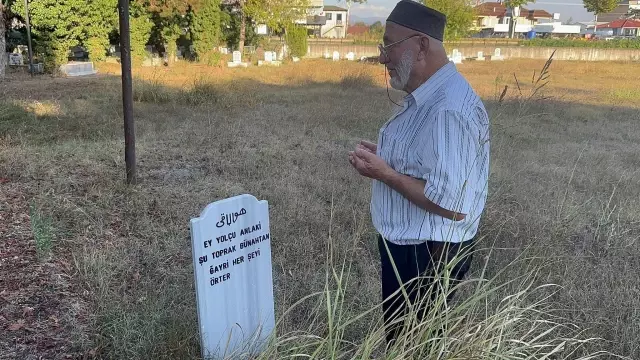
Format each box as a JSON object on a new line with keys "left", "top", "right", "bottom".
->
{"left": 1, "top": 58, "right": 639, "bottom": 359}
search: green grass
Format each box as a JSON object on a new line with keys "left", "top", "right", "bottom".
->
{"left": 29, "top": 203, "right": 55, "bottom": 260}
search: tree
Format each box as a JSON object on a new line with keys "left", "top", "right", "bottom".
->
{"left": 504, "top": 0, "right": 532, "bottom": 39}
{"left": 129, "top": 3, "right": 153, "bottom": 65}
{"left": 12, "top": 0, "right": 87, "bottom": 70}
{"left": 223, "top": 0, "right": 309, "bottom": 53}
{"left": 583, "top": 0, "right": 618, "bottom": 33}
{"left": 1, "top": 0, "right": 7, "bottom": 79}
{"left": 424, "top": 0, "right": 475, "bottom": 40}
{"left": 140, "top": 0, "right": 201, "bottom": 64}
{"left": 84, "top": 0, "right": 118, "bottom": 61}
{"left": 369, "top": 20, "right": 383, "bottom": 40}
{"left": 190, "top": 0, "right": 222, "bottom": 61}
{"left": 285, "top": 23, "right": 306, "bottom": 57}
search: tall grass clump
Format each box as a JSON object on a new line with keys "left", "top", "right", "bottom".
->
{"left": 214, "top": 235, "right": 606, "bottom": 360}
{"left": 134, "top": 78, "right": 174, "bottom": 104}
{"left": 29, "top": 202, "right": 55, "bottom": 260}
{"left": 181, "top": 78, "right": 224, "bottom": 106}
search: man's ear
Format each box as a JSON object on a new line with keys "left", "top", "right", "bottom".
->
{"left": 417, "top": 36, "right": 430, "bottom": 61}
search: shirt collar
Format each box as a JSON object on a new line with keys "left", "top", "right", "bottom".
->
{"left": 409, "top": 62, "right": 457, "bottom": 107}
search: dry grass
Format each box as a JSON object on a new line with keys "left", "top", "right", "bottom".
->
{"left": 1, "top": 58, "right": 639, "bottom": 359}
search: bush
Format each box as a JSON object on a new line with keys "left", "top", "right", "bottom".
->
{"left": 130, "top": 16, "right": 153, "bottom": 65}
{"left": 285, "top": 24, "right": 308, "bottom": 58}
{"left": 86, "top": 36, "right": 109, "bottom": 62}
{"left": 200, "top": 50, "right": 223, "bottom": 67}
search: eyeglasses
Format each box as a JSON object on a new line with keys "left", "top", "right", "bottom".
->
{"left": 378, "top": 34, "right": 422, "bottom": 59}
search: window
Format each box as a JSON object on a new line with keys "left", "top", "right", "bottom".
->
{"left": 326, "top": 12, "right": 332, "bottom": 20}
{"left": 337, "top": 13, "right": 342, "bottom": 21}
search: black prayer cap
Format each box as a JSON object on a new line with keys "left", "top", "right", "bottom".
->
{"left": 386, "top": 0, "right": 447, "bottom": 42}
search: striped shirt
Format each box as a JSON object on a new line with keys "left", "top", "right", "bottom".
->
{"left": 371, "top": 62, "right": 490, "bottom": 245}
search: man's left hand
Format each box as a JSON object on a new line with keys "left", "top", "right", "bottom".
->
{"left": 349, "top": 145, "right": 394, "bottom": 181}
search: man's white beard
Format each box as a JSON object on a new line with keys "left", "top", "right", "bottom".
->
{"left": 390, "top": 49, "right": 414, "bottom": 91}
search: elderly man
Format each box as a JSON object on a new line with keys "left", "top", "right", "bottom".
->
{"left": 348, "top": 0, "right": 490, "bottom": 346}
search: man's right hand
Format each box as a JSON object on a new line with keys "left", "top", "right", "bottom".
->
{"left": 360, "top": 140, "right": 377, "bottom": 154}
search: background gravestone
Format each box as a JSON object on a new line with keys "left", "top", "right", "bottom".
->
{"left": 232, "top": 51, "right": 242, "bottom": 63}
{"left": 191, "top": 194, "right": 275, "bottom": 359}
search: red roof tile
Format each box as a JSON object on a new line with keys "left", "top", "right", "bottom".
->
{"left": 474, "top": 2, "right": 531, "bottom": 17}
{"left": 527, "top": 10, "right": 553, "bottom": 19}
{"left": 474, "top": 2, "right": 507, "bottom": 17}
{"left": 601, "top": 19, "right": 640, "bottom": 28}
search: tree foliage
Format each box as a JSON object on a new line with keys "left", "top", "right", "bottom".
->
{"left": 424, "top": 0, "right": 475, "bottom": 40}
{"left": 12, "top": 0, "right": 86, "bottom": 69}
{"left": 84, "top": 0, "right": 118, "bottom": 61}
{"left": 245, "top": 0, "right": 309, "bottom": 33}
{"left": 504, "top": 0, "right": 532, "bottom": 9}
{"left": 190, "top": 0, "right": 222, "bottom": 61}
{"left": 137, "top": 0, "right": 201, "bottom": 64}
{"left": 285, "top": 23, "right": 306, "bottom": 58}
{"left": 583, "top": 0, "right": 619, "bottom": 15}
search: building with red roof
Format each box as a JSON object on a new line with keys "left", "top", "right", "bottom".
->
{"left": 473, "top": 2, "right": 555, "bottom": 35}
{"left": 599, "top": 19, "right": 640, "bottom": 36}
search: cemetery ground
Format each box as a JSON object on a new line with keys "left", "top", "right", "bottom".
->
{"left": 1, "top": 58, "right": 640, "bottom": 359}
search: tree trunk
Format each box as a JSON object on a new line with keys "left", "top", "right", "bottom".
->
{"left": 238, "top": 0, "right": 245, "bottom": 53}
{"left": 346, "top": 1, "right": 351, "bottom": 39}
{"left": 0, "top": 4, "right": 6, "bottom": 80}
{"left": 593, "top": 14, "right": 598, "bottom": 37}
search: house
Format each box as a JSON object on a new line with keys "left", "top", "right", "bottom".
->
{"left": 320, "top": 5, "right": 348, "bottom": 38}
{"left": 598, "top": 1, "right": 640, "bottom": 23}
{"left": 295, "top": 1, "right": 348, "bottom": 38}
{"left": 473, "top": 2, "right": 557, "bottom": 36}
{"left": 598, "top": 19, "right": 640, "bottom": 36}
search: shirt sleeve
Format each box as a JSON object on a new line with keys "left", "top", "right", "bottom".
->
{"left": 420, "top": 109, "right": 479, "bottom": 216}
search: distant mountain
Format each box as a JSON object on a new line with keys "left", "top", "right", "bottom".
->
{"left": 349, "top": 15, "right": 385, "bottom": 25}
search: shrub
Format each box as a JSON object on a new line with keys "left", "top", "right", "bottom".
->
{"left": 200, "top": 50, "right": 223, "bottom": 67}
{"left": 285, "top": 24, "right": 308, "bottom": 58}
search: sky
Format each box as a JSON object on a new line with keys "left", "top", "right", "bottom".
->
{"left": 326, "top": 0, "right": 595, "bottom": 23}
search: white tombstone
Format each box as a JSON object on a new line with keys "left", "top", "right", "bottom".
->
{"left": 228, "top": 51, "right": 248, "bottom": 68}
{"left": 258, "top": 52, "right": 281, "bottom": 67}
{"left": 292, "top": 56, "right": 300, "bottom": 62}
{"left": 232, "top": 51, "right": 242, "bottom": 63}
{"left": 451, "top": 49, "right": 463, "bottom": 64}
{"left": 332, "top": 51, "right": 340, "bottom": 61}
{"left": 492, "top": 48, "right": 504, "bottom": 61}
{"left": 8, "top": 53, "right": 23, "bottom": 66}
{"left": 477, "top": 51, "right": 485, "bottom": 61}
{"left": 59, "top": 62, "right": 98, "bottom": 76}
{"left": 191, "top": 194, "right": 275, "bottom": 359}
{"left": 345, "top": 52, "right": 355, "bottom": 61}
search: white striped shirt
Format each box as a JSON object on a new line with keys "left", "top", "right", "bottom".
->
{"left": 371, "top": 62, "right": 490, "bottom": 245}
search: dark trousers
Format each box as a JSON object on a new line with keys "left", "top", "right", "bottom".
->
{"left": 378, "top": 234, "right": 475, "bottom": 347}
